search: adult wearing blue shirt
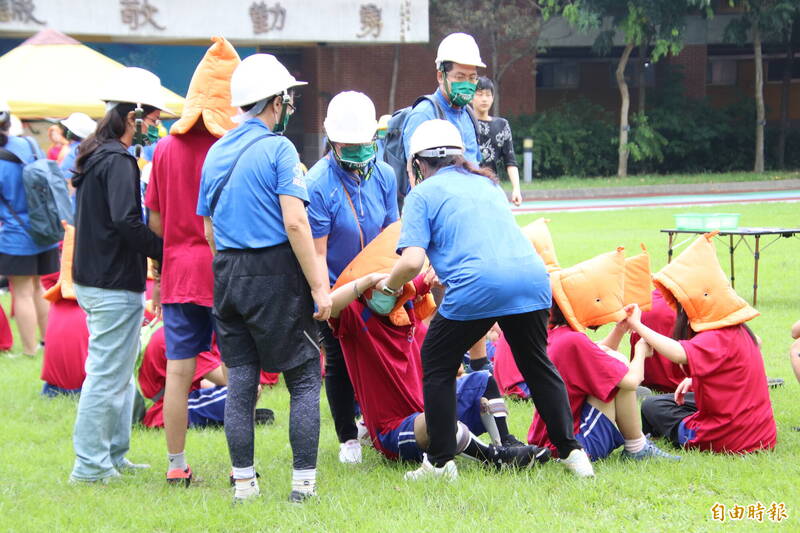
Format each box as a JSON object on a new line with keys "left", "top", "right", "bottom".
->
{"left": 0, "top": 99, "right": 57, "bottom": 358}
{"left": 306, "top": 91, "right": 398, "bottom": 464}
{"left": 197, "top": 54, "right": 330, "bottom": 504}
{"left": 379, "top": 120, "right": 592, "bottom": 481}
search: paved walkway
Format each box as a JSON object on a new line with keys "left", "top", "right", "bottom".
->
{"left": 512, "top": 187, "right": 800, "bottom": 214}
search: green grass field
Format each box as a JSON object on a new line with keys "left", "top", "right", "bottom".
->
{"left": 2, "top": 201, "right": 799, "bottom": 532}
{"left": 500, "top": 170, "right": 800, "bottom": 191}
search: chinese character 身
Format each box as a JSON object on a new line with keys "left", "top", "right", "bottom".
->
{"left": 356, "top": 3, "right": 382, "bottom": 39}
{"left": 120, "top": 0, "right": 166, "bottom": 31}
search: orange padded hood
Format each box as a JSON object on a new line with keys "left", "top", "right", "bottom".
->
{"left": 333, "top": 222, "right": 436, "bottom": 325}
{"left": 653, "top": 232, "right": 758, "bottom": 332}
{"left": 551, "top": 248, "right": 626, "bottom": 332}
{"left": 624, "top": 243, "right": 653, "bottom": 312}
{"left": 521, "top": 218, "right": 559, "bottom": 272}
{"left": 43, "top": 222, "right": 76, "bottom": 303}
{"left": 170, "top": 36, "right": 240, "bottom": 138}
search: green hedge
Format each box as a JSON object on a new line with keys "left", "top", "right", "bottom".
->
{"left": 509, "top": 67, "right": 800, "bottom": 178}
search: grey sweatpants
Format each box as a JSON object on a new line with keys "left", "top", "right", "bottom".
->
{"left": 225, "top": 357, "right": 321, "bottom": 471}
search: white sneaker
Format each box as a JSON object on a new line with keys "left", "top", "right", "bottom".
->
{"left": 404, "top": 455, "right": 458, "bottom": 482}
{"left": 356, "top": 419, "right": 372, "bottom": 448}
{"left": 339, "top": 439, "right": 362, "bottom": 464}
{"left": 562, "top": 449, "right": 595, "bottom": 478}
{"left": 233, "top": 478, "right": 260, "bottom": 503}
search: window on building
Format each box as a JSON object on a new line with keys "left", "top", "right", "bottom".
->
{"left": 537, "top": 62, "right": 579, "bottom": 89}
{"left": 766, "top": 58, "right": 800, "bottom": 82}
{"left": 608, "top": 61, "right": 656, "bottom": 88}
{"left": 707, "top": 60, "right": 737, "bottom": 85}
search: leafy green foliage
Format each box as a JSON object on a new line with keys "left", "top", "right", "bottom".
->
{"left": 628, "top": 113, "right": 667, "bottom": 163}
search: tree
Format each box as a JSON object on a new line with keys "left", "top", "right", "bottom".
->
{"left": 561, "top": 0, "right": 711, "bottom": 177}
{"left": 429, "top": 0, "right": 565, "bottom": 115}
{"left": 724, "top": 0, "right": 798, "bottom": 172}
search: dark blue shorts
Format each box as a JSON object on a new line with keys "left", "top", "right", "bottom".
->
{"left": 187, "top": 386, "right": 227, "bottom": 427}
{"left": 41, "top": 382, "right": 81, "bottom": 397}
{"left": 378, "top": 413, "right": 423, "bottom": 462}
{"left": 456, "top": 371, "right": 491, "bottom": 436}
{"left": 574, "top": 402, "right": 625, "bottom": 461}
{"left": 162, "top": 303, "right": 214, "bottom": 360}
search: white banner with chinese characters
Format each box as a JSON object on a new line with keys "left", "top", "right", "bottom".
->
{"left": 0, "top": 0, "right": 428, "bottom": 44}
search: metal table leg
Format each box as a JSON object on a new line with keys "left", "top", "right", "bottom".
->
{"left": 729, "top": 234, "right": 735, "bottom": 289}
{"left": 753, "top": 235, "right": 761, "bottom": 306}
{"left": 667, "top": 232, "right": 675, "bottom": 263}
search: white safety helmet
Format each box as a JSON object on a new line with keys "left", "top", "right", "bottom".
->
{"left": 9, "top": 115, "right": 23, "bottom": 136}
{"left": 435, "top": 33, "right": 486, "bottom": 69}
{"left": 0, "top": 97, "right": 9, "bottom": 113}
{"left": 324, "top": 91, "right": 377, "bottom": 144}
{"left": 61, "top": 112, "right": 97, "bottom": 140}
{"left": 408, "top": 119, "right": 464, "bottom": 158}
{"left": 230, "top": 54, "right": 307, "bottom": 108}
{"left": 99, "top": 67, "right": 176, "bottom": 115}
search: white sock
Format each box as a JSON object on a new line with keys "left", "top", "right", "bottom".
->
{"left": 292, "top": 468, "right": 316, "bottom": 494}
{"left": 232, "top": 465, "right": 256, "bottom": 480}
{"left": 167, "top": 451, "right": 187, "bottom": 471}
{"left": 624, "top": 435, "right": 647, "bottom": 454}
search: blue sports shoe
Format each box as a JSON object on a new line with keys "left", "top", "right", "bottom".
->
{"left": 621, "top": 439, "right": 681, "bottom": 461}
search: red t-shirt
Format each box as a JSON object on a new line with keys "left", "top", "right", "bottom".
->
{"left": 629, "top": 290, "right": 685, "bottom": 392}
{"left": 681, "top": 325, "right": 776, "bottom": 453}
{"left": 144, "top": 127, "right": 216, "bottom": 307}
{"left": 40, "top": 298, "right": 89, "bottom": 390}
{"left": 138, "top": 326, "right": 222, "bottom": 428}
{"left": 492, "top": 331, "right": 528, "bottom": 398}
{"left": 528, "top": 326, "right": 628, "bottom": 456}
{"left": 330, "top": 301, "right": 425, "bottom": 459}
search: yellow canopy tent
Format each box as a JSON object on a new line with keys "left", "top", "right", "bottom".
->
{"left": 0, "top": 28, "right": 184, "bottom": 119}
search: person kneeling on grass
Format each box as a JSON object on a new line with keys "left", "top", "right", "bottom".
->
{"left": 630, "top": 232, "right": 776, "bottom": 454}
{"left": 528, "top": 249, "right": 680, "bottom": 463}
{"left": 328, "top": 268, "right": 549, "bottom": 478}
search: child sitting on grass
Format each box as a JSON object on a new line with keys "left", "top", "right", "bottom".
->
{"left": 633, "top": 233, "right": 776, "bottom": 454}
{"left": 528, "top": 249, "right": 680, "bottom": 462}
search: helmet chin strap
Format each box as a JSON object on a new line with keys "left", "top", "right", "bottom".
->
{"left": 132, "top": 103, "right": 144, "bottom": 158}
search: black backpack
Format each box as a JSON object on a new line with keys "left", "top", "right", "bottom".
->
{"left": 382, "top": 95, "right": 478, "bottom": 210}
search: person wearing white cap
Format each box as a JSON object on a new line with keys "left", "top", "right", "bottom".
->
{"left": 68, "top": 66, "right": 172, "bottom": 483}
{"left": 305, "top": 91, "right": 398, "bottom": 464}
{"left": 197, "top": 53, "right": 330, "bottom": 503}
{"left": 59, "top": 112, "right": 97, "bottom": 184}
{"left": 376, "top": 119, "right": 582, "bottom": 481}
{"left": 0, "top": 97, "right": 57, "bottom": 359}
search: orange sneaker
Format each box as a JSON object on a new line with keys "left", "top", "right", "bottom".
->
{"left": 166, "top": 465, "right": 192, "bottom": 487}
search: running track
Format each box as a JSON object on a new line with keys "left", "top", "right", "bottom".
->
{"left": 511, "top": 189, "right": 800, "bottom": 214}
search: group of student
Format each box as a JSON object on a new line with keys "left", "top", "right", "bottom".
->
{"left": 0, "top": 30, "right": 781, "bottom": 505}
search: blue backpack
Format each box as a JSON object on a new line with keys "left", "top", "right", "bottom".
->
{"left": 382, "top": 95, "right": 478, "bottom": 209}
{"left": 0, "top": 137, "right": 74, "bottom": 246}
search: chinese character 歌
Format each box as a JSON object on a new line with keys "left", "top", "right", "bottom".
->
{"left": 0, "top": 0, "right": 46, "bottom": 25}
{"left": 120, "top": 0, "right": 166, "bottom": 31}
{"left": 250, "top": 1, "right": 285, "bottom": 35}
{"left": 357, "top": 3, "right": 382, "bottom": 39}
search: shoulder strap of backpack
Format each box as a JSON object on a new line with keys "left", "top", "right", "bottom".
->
{"left": 0, "top": 147, "right": 22, "bottom": 164}
{"left": 412, "top": 95, "right": 446, "bottom": 121}
{"left": 209, "top": 134, "right": 271, "bottom": 216}
{"left": 465, "top": 104, "right": 480, "bottom": 138}
{"left": 21, "top": 136, "right": 40, "bottom": 161}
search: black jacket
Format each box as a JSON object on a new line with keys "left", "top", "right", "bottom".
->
{"left": 72, "top": 141, "right": 162, "bottom": 292}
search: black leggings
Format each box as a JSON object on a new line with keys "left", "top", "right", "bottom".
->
{"left": 320, "top": 321, "right": 358, "bottom": 443}
{"left": 225, "top": 357, "right": 321, "bottom": 471}
{"left": 421, "top": 309, "right": 580, "bottom": 466}
{"left": 641, "top": 393, "right": 697, "bottom": 447}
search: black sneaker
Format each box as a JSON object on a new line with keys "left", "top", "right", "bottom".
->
{"left": 255, "top": 408, "right": 275, "bottom": 425}
{"left": 492, "top": 444, "right": 550, "bottom": 470}
{"left": 288, "top": 490, "right": 317, "bottom": 503}
{"left": 501, "top": 433, "right": 526, "bottom": 447}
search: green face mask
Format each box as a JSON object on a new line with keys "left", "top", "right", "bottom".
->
{"left": 273, "top": 95, "right": 293, "bottom": 134}
{"left": 338, "top": 143, "right": 376, "bottom": 170}
{"left": 445, "top": 79, "right": 477, "bottom": 108}
{"left": 376, "top": 129, "right": 387, "bottom": 140}
{"left": 145, "top": 125, "right": 159, "bottom": 144}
